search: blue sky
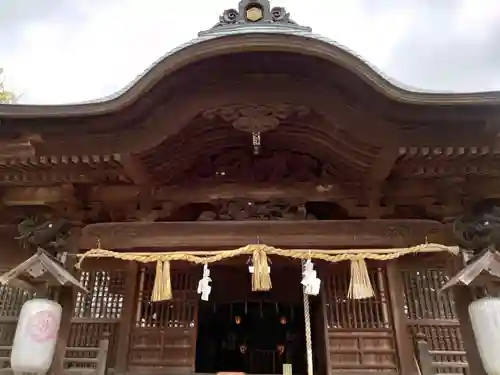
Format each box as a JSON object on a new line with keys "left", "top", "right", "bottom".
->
{"left": 1, "top": 0, "right": 500, "bottom": 104}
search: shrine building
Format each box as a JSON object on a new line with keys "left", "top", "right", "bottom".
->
{"left": 0, "top": 1, "right": 499, "bottom": 375}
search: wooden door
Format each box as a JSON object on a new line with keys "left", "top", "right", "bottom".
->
{"left": 401, "top": 265, "right": 468, "bottom": 374}
{"left": 323, "top": 263, "right": 399, "bottom": 374}
{"left": 128, "top": 266, "right": 198, "bottom": 374}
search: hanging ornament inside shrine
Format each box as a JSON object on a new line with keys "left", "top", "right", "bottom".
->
{"left": 247, "top": 257, "right": 271, "bottom": 276}
{"left": 469, "top": 296, "right": 500, "bottom": 375}
{"left": 301, "top": 259, "right": 321, "bottom": 296}
{"left": 197, "top": 264, "right": 212, "bottom": 301}
{"left": 252, "top": 131, "right": 261, "bottom": 155}
{"left": 247, "top": 251, "right": 272, "bottom": 291}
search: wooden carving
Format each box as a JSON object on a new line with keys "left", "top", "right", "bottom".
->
{"left": 0, "top": 134, "right": 42, "bottom": 160}
{"left": 452, "top": 199, "right": 500, "bottom": 253}
{"left": 441, "top": 200, "right": 500, "bottom": 292}
{"left": 197, "top": 200, "right": 317, "bottom": 221}
{"left": 202, "top": 104, "right": 309, "bottom": 133}
{"left": 179, "top": 149, "right": 335, "bottom": 184}
{"left": 16, "top": 216, "right": 72, "bottom": 255}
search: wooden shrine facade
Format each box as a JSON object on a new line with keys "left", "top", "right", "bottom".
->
{"left": 0, "top": 237, "right": 471, "bottom": 375}
{"left": 0, "top": 0, "right": 500, "bottom": 374}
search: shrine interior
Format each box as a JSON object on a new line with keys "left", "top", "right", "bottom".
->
{"left": 194, "top": 263, "right": 324, "bottom": 375}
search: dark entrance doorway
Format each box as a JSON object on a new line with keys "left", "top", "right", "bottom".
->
{"left": 195, "top": 263, "right": 326, "bottom": 375}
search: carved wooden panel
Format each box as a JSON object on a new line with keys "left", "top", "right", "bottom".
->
{"left": 129, "top": 267, "right": 197, "bottom": 372}
{"left": 323, "top": 264, "right": 398, "bottom": 374}
{"left": 401, "top": 266, "right": 468, "bottom": 375}
{"left": 196, "top": 199, "right": 313, "bottom": 221}
{"left": 171, "top": 149, "right": 339, "bottom": 185}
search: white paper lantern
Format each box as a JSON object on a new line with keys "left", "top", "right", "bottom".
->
{"left": 11, "top": 298, "right": 62, "bottom": 375}
{"left": 469, "top": 297, "right": 500, "bottom": 375}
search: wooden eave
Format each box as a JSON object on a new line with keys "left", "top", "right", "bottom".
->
{"left": 0, "top": 146, "right": 497, "bottom": 187}
{"left": 0, "top": 249, "right": 88, "bottom": 293}
{"left": 0, "top": 32, "right": 499, "bottom": 122}
{"left": 393, "top": 145, "right": 500, "bottom": 179}
{"left": 440, "top": 249, "right": 500, "bottom": 292}
{"left": 0, "top": 50, "right": 496, "bottom": 167}
{"left": 0, "top": 153, "right": 128, "bottom": 186}
{"left": 0, "top": 76, "right": 495, "bottom": 172}
{"left": 0, "top": 35, "right": 497, "bottom": 187}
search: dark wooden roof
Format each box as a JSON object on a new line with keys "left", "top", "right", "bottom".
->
{"left": 0, "top": 0, "right": 497, "bottom": 223}
{"left": 0, "top": 0, "right": 499, "bottom": 121}
{"left": 0, "top": 249, "right": 88, "bottom": 293}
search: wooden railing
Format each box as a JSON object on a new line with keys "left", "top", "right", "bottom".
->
{"left": 0, "top": 332, "right": 110, "bottom": 375}
{"left": 414, "top": 332, "right": 469, "bottom": 375}
{"left": 414, "top": 333, "right": 434, "bottom": 375}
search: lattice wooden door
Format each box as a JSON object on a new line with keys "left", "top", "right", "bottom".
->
{"left": 323, "top": 264, "right": 398, "bottom": 374}
{"left": 0, "top": 280, "right": 32, "bottom": 368}
{"left": 402, "top": 266, "right": 468, "bottom": 375}
{"left": 129, "top": 267, "right": 198, "bottom": 372}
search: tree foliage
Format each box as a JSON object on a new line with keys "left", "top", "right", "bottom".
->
{"left": 0, "top": 68, "right": 15, "bottom": 104}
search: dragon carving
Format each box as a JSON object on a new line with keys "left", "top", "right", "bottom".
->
{"left": 452, "top": 199, "right": 500, "bottom": 253}
{"left": 440, "top": 200, "right": 500, "bottom": 293}
{"left": 197, "top": 200, "right": 317, "bottom": 221}
{"left": 16, "top": 216, "right": 72, "bottom": 255}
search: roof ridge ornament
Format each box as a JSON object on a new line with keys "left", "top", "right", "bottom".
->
{"left": 199, "top": 0, "right": 311, "bottom": 36}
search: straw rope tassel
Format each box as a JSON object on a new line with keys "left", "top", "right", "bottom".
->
{"left": 152, "top": 260, "right": 172, "bottom": 301}
{"left": 251, "top": 247, "right": 272, "bottom": 291}
{"left": 347, "top": 258, "right": 375, "bottom": 299}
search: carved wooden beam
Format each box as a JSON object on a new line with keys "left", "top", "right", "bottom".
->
{"left": 366, "top": 146, "right": 400, "bottom": 184}
{"left": 2, "top": 185, "right": 75, "bottom": 206}
{"left": 89, "top": 183, "right": 350, "bottom": 204}
{"left": 0, "top": 134, "right": 42, "bottom": 160}
{"left": 118, "top": 154, "right": 152, "bottom": 185}
{"left": 80, "top": 219, "right": 448, "bottom": 249}
{"left": 0, "top": 182, "right": 490, "bottom": 222}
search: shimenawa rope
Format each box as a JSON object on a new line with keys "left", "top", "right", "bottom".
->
{"left": 76, "top": 243, "right": 457, "bottom": 301}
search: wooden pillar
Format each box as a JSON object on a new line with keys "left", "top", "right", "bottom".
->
{"left": 447, "top": 254, "right": 488, "bottom": 375}
{"left": 452, "top": 285, "right": 488, "bottom": 375}
{"left": 114, "top": 261, "right": 139, "bottom": 375}
{"left": 386, "top": 260, "right": 419, "bottom": 375}
{"left": 50, "top": 226, "right": 82, "bottom": 375}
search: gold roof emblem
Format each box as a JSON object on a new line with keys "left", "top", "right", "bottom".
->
{"left": 246, "top": 6, "right": 263, "bottom": 22}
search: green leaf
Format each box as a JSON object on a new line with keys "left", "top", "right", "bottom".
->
{"left": 0, "top": 68, "right": 16, "bottom": 104}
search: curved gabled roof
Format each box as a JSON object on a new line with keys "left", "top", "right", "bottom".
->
{"left": 1, "top": 0, "right": 500, "bottom": 119}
